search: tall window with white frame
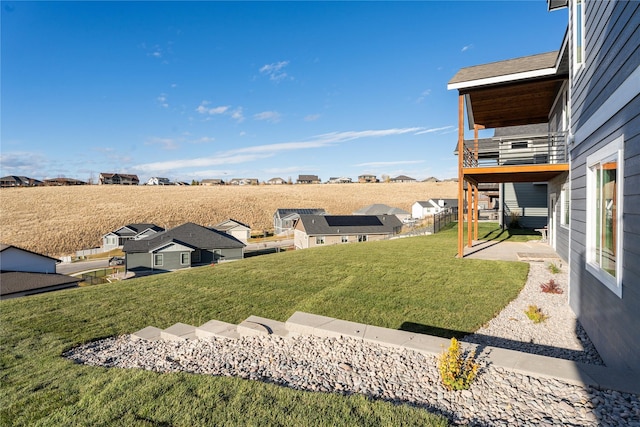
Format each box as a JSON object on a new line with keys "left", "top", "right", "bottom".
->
{"left": 586, "top": 135, "right": 624, "bottom": 297}
{"left": 573, "top": 0, "right": 585, "bottom": 68}
{"left": 561, "top": 183, "right": 570, "bottom": 228}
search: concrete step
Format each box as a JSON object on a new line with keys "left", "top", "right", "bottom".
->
{"left": 131, "top": 326, "right": 162, "bottom": 341}
{"left": 160, "top": 322, "right": 198, "bottom": 341}
{"left": 197, "top": 319, "right": 240, "bottom": 339}
{"left": 237, "top": 315, "right": 291, "bottom": 337}
{"left": 286, "top": 311, "right": 366, "bottom": 339}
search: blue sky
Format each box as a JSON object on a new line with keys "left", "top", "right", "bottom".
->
{"left": 1, "top": 1, "right": 568, "bottom": 183}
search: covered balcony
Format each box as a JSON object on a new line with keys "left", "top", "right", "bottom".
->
{"left": 448, "top": 49, "right": 569, "bottom": 256}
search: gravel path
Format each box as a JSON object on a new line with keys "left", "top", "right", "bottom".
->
{"left": 65, "top": 262, "right": 640, "bottom": 426}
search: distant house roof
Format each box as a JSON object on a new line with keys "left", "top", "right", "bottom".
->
{"left": 0, "top": 272, "right": 80, "bottom": 299}
{"left": 415, "top": 199, "right": 459, "bottom": 209}
{"left": 106, "top": 223, "right": 164, "bottom": 238}
{"left": 123, "top": 222, "right": 245, "bottom": 253}
{"left": 297, "top": 175, "right": 320, "bottom": 182}
{"left": 43, "top": 177, "right": 87, "bottom": 185}
{"left": 295, "top": 215, "right": 402, "bottom": 236}
{"left": 0, "top": 176, "right": 43, "bottom": 187}
{"left": 454, "top": 123, "right": 550, "bottom": 155}
{"left": 353, "top": 204, "right": 409, "bottom": 216}
{"left": 214, "top": 219, "right": 251, "bottom": 231}
{"left": 275, "top": 208, "right": 326, "bottom": 218}
{"left": 390, "top": 175, "right": 416, "bottom": 182}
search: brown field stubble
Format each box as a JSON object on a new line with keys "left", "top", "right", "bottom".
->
{"left": 0, "top": 182, "right": 456, "bottom": 256}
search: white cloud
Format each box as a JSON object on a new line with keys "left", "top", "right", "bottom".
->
{"left": 416, "top": 89, "right": 431, "bottom": 104}
{"left": 414, "top": 125, "right": 455, "bottom": 135}
{"left": 193, "top": 136, "right": 215, "bottom": 144}
{"left": 195, "top": 101, "right": 229, "bottom": 115}
{"left": 134, "top": 127, "right": 426, "bottom": 173}
{"left": 259, "top": 61, "right": 290, "bottom": 82}
{"left": 231, "top": 107, "right": 245, "bottom": 123}
{"left": 157, "top": 93, "right": 169, "bottom": 108}
{"left": 304, "top": 114, "right": 321, "bottom": 121}
{"left": 461, "top": 44, "right": 474, "bottom": 52}
{"left": 253, "top": 111, "right": 281, "bottom": 123}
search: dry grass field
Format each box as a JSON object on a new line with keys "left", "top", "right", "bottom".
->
{"left": 0, "top": 182, "right": 457, "bottom": 256}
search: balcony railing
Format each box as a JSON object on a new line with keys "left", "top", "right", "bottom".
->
{"left": 463, "top": 132, "right": 567, "bottom": 168}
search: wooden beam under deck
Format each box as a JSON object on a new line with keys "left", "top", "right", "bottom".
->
{"left": 463, "top": 163, "right": 569, "bottom": 184}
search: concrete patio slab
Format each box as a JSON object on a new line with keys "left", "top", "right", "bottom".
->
{"left": 464, "top": 240, "right": 559, "bottom": 262}
{"left": 131, "top": 326, "right": 162, "bottom": 341}
{"left": 161, "top": 322, "right": 197, "bottom": 341}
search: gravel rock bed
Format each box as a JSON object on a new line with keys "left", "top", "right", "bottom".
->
{"left": 64, "top": 262, "right": 639, "bottom": 426}
{"left": 462, "top": 262, "right": 604, "bottom": 365}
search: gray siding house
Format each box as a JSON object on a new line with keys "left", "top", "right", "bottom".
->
{"left": 102, "top": 223, "right": 164, "bottom": 251}
{"left": 448, "top": 0, "right": 639, "bottom": 372}
{"left": 122, "top": 222, "right": 245, "bottom": 272}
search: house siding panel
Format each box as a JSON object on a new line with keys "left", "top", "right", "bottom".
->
{"left": 504, "top": 183, "right": 548, "bottom": 229}
{"left": 548, "top": 173, "right": 570, "bottom": 262}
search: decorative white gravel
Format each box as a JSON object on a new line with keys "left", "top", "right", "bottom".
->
{"left": 64, "top": 261, "right": 639, "bottom": 426}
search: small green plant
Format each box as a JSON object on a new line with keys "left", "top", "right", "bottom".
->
{"left": 509, "top": 211, "right": 521, "bottom": 229}
{"left": 540, "top": 279, "right": 563, "bottom": 294}
{"left": 438, "top": 337, "right": 479, "bottom": 391}
{"left": 547, "top": 262, "right": 561, "bottom": 274}
{"left": 524, "top": 305, "right": 549, "bottom": 323}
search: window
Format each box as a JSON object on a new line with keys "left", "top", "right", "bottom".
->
{"left": 341, "top": 235, "right": 348, "bottom": 243}
{"left": 574, "top": 0, "right": 585, "bottom": 67}
{"left": 316, "top": 236, "right": 325, "bottom": 245}
{"left": 560, "top": 183, "right": 570, "bottom": 227}
{"left": 180, "top": 252, "right": 190, "bottom": 265}
{"left": 586, "top": 136, "right": 624, "bottom": 297}
{"left": 154, "top": 253, "right": 163, "bottom": 267}
{"left": 511, "top": 140, "right": 529, "bottom": 150}
{"left": 358, "top": 235, "right": 367, "bottom": 242}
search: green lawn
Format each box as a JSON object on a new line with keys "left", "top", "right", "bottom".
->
{"left": 1, "top": 223, "right": 529, "bottom": 426}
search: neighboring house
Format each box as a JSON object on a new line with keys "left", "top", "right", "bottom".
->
{"left": 267, "top": 177, "right": 286, "bottom": 185}
{"left": 448, "top": 0, "right": 640, "bottom": 371}
{"left": 0, "top": 176, "right": 43, "bottom": 187}
{"left": 102, "top": 223, "right": 165, "bottom": 251}
{"left": 412, "top": 199, "right": 459, "bottom": 219}
{"left": 228, "top": 178, "right": 259, "bottom": 186}
{"left": 99, "top": 173, "right": 139, "bottom": 185}
{"left": 353, "top": 204, "right": 411, "bottom": 223}
{"left": 293, "top": 215, "right": 402, "bottom": 250}
{"left": 358, "top": 174, "right": 378, "bottom": 183}
{"left": 273, "top": 208, "right": 327, "bottom": 235}
{"left": 122, "top": 222, "right": 245, "bottom": 271}
{"left": 326, "top": 177, "right": 352, "bottom": 184}
{"left": 390, "top": 175, "right": 416, "bottom": 183}
{"left": 43, "top": 177, "right": 87, "bottom": 186}
{"left": 296, "top": 175, "right": 321, "bottom": 184}
{"left": 146, "top": 177, "right": 172, "bottom": 185}
{"left": 214, "top": 219, "right": 251, "bottom": 243}
{"left": 0, "top": 243, "right": 80, "bottom": 299}
{"left": 201, "top": 179, "right": 225, "bottom": 186}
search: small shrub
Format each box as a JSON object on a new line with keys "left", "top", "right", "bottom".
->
{"left": 548, "top": 262, "right": 561, "bottom": 274}
{"left": 524, "top": 305, "right": 548, "bottom": 323}
{"left": 509, "top": 211, "right": 521, "bottom": 229}
{"left": 438, "top": 337, "right": 479, "bottom": 391}
{"left": 540, "top": 279, "right": 563, "bottom": 294}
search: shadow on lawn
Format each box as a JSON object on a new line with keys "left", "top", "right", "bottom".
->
{"left": 480, "top": 227, "right": 542, "bottom": 243}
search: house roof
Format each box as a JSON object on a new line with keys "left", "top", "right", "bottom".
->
{"left": 414, "top": 199, "right": 460, "bottom": 208}
{"left": 215, "top": 218, "right": 251, "bottom": 231}
{"left": 107, "top": 223, "right": 164, "bottom": 237}
{"left": 454, "top": 123, "right": 550, "bottom": 155}
{"left": 297, "top": 175, "right": 320, "bottom": 181}
{"left": 0, "top": 243, "right": 61, "bottom": 263}
{"left": 296, "top": 215, "right": 402, "bottom": 236}
{"left": 0, "top": 271, "right": 80, "bottom": 297}
{"left": 391, "top": 175, "right": 415, "bottom": 181}
{"left": 448, "top": 48, "right": 568, "bottom": 129}
{"left": 275, "top": 208, "right": 326, "bottom": 218}
{"left": 122, "top": 222, "right": 245, "bottom": 253}
{"left": 353, "top": 204, "right": 409, "bottom": 216}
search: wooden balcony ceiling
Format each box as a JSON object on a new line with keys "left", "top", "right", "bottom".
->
{"left": 448, "top": 51, "right": 568, "bottom": 129}
{"left": 464, "top": 78, "right": 566, "bottom": 129}
{"left": 463, "top": 164, "right": 569, "bottom": 184}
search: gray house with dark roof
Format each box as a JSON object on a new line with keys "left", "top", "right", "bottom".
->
{"left": 102, "top": 223, "right": 165, "bottom": 251}
{"left": 293, "top": 215, "right": 402, "bottom": 249}
{"left": 122, "top": 222, "right": 245, "bottom": 272}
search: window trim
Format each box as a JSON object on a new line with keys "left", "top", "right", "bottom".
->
{"left": 585, "top": 135, "right": 624, "bottom": 298}
{"left": 180, "top": 252, "right": 190, "bottom": 266}
{"left": 573, "top": 0, "right": 585, "bottom": 72}
{"left": 316, "top": 236, "right": 325, "bottom": 245}
{"left": 560, "top": 183, "right": 570, "bottom": 229}
{"left": 153, "top": 253, "right": 163, "bottom": 267}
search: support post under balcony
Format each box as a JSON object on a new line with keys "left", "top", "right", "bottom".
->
{"left": 457, "top": 94, "right": 465, "bottom": 258}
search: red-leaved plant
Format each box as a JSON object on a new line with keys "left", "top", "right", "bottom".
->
{"left": 540, "top": 279, "right": 563, "bottom": 294}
